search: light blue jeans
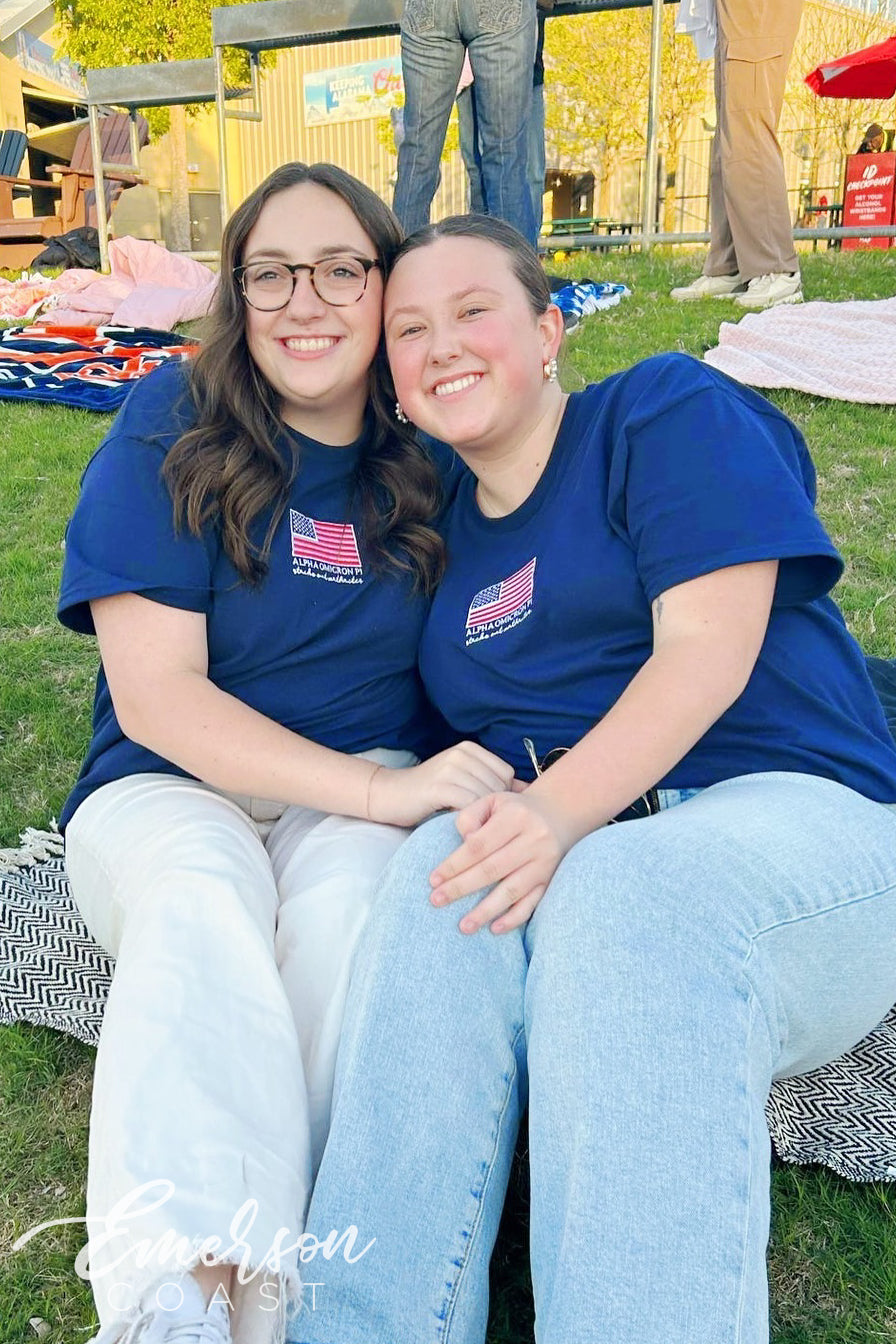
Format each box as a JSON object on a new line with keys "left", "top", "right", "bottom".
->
{"left": 288, "top": 773, "right": 896, "bottom": 1344}
{"left": 527, "top": 81, "right": 545, "bottom": 236}
{"left": 457, "top": 84, "right": 486, "bottom": 215}
{"left": 394, "top": 0, "right": 537, "bottom": 242}
{"left": 458, "top": 79, "right": 545, "bottom": 231}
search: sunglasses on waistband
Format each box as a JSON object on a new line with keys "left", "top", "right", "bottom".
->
{"left": 522, "top": 737, "right": 660, "bottom": 824}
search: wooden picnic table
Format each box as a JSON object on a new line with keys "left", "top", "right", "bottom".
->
{"left": 539, "top": 218, "right": 639, "bottom": 253}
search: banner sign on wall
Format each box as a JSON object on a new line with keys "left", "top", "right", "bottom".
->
{"left": 16, "top": 31, "right": 87, "bottom": 97}
{"left": 842, "top": 153, "right": 896, "bottom": 250}
{"left": 303, "top": 57, "right": 403, "bottom": 126}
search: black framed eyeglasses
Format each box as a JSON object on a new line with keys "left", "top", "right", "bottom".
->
{"left": 235, "top": 256, "right": 381, "bottom": 310}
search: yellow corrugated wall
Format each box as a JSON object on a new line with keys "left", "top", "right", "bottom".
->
{"left": 232, "top": 36, "right": 467, "bottom": 217}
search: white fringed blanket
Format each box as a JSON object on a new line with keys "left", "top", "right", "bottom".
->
{"left": 704, "top": 295, "right": 896, "bottom": 404}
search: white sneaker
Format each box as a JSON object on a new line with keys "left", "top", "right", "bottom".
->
{"left": 734, "top": 272, "right": 803, "bottom": 309}
{"left": 92, "top": 1276, "right": 233, "bottom": 1344}
{"left": 670, "top": 272, "right": 746, "bottom": 300}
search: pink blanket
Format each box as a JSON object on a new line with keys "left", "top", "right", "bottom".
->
{"left": 703, "top": 295, "right": 896, "bottom": 405}
{"left": 0, "top": 238, "right": 218, "bottom": 330}
{"left": 0, "top": 271, "right": 83, "bottom": 321}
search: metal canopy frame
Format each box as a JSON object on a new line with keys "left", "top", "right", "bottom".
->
{"left": 84, "top": 59, "right": 246, "bottom": 269}
{"left": 210, "top": 0, "right": 672, "bottom": 241}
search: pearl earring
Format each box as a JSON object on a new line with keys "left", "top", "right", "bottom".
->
{"left": 543, "top": 357, "right": 559, "bottom": 383}
{"left": 395, "top": 401, "right": 408, "bottom": 424}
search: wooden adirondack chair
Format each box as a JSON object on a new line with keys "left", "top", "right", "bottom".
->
{"left": 0, "top": 129, "right": 64, "bottom": 268}
{"left": 0, "top": 129, "right": 28, "bottom": 185}
{"left": 46, "top": 112, "right": 149, "bottom": 233}
{"left": 0, "top": 129, "right": 47, "bottom": 219}
{"left": 0, "top": 114, "right": 148, "bottom": 270}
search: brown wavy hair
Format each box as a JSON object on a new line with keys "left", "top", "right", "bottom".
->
{"left": 162, "top": 162, "right": 445, "bottom": 592}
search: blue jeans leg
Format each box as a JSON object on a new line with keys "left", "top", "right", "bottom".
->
{"left": 290, "top": 811, "right": 528, "bottom": 1344}
{"left": 394, "top": 0, "right": 537, "bottom": 241}
{"left": 525, "top": 772, "right": 896, "bottom": 1344}
{"left": 290, "top": 774, "right": 896, "bottom": 1344}
{"left": 393, "top": 23, "right": 465, "bottom": 235}
{"left": 457, "top": 86, "right": 486, "bottom": 214}
{"left": 527, "top": 82, "right": 545, "bottom": 235}
{"left": 465, "top": 0, "right": 537, "bottom": 243}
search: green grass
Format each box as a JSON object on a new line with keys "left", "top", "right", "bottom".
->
{"left": 0, "top": 250, "right": 894, "bottom": 1342}
{"left": 0, "top": 402, "right": 108, "bottom": 845}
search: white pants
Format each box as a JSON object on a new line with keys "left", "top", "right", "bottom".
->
{"left": 63, "top": 752, "right": 414, "bottom": 1343}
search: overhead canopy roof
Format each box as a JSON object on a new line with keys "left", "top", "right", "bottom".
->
{"left": 21, "top": 83, "right": 85, "bottom": 106}
{"left": 211, "top": 0, "right": 674, "bottom": 53}
{"left": 85, "top": 59, "right": 246, "bottom": 109}
{"left": 0, "top": 0, "right": 50, "bottom": 43}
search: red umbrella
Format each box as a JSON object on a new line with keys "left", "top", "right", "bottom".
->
{"left": 805, "top": 35, "right": 896, "bottom": 100}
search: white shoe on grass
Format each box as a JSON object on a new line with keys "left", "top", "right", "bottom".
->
{"left": 670, "top": 272, "right": 746, "bottom": 300}
{"left": 734, "top": 272, "right": 803, "bottom": 308}
{"left": 91, "top": 1275, "right": 233, "bottom": 1344}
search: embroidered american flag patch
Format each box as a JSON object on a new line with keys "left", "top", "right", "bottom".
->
{"left": 290, "top": 510, "right": 362, "bottom": 567}
{"left": 465, "top": 557, "right": 536, "bottom": 644}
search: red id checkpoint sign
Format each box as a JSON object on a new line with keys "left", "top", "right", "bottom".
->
{"left": 842, "top": 152, "right": 896, "bottom": 249}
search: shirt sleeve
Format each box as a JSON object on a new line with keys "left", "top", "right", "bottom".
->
{"left": 605, "top": 355, "right": 843, "bottom": 606}
{"left": 58, "top": 363, "right": 215, "bottom": 635}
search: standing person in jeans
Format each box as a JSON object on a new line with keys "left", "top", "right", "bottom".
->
{"left": 288, "top": 214, "right": 896, "bottom": 1344}
{"left": 672, "top": 0, "right": 805, "bottom": 309}
{"left": 394, "top": 0, "right": 537, "bottom": 243}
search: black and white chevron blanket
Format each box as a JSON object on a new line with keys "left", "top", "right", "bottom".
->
{"left": 0, "top": 836, "right": 113, "bottom": 1044}
{"left": 1, "top": 831, "right": 895, "bottom": 1183}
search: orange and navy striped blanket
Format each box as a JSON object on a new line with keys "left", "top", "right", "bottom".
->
{"left": 0, "top": 324, "right": 196, "bottom": 411}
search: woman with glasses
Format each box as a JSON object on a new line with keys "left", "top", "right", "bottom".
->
{"left": 58, "top": 166, "right": 513, "bottom": 1344}
{"left": 291, "top": 214, "right": 896, "bottom": 1344}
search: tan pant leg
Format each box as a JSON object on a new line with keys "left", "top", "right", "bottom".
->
{"left": 706, "top": 0, "right": 804, "bottom": 280}
{"left": 706, "top": 47, "right": 738, "bottom": 278}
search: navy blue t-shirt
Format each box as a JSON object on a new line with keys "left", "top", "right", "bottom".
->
{"left": 58, "top": 361, "right": 435, "bottom": 828}
{"left": 419, "top": 354, "right": 896, "bottom": 801}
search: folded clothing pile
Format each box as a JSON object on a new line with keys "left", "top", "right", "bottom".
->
{"left": 32, "top": 225, "right": 101, "bottom": 271}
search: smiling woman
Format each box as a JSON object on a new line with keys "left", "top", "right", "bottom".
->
{"left": 54, "top": 168, "right": 516, "bottom": 1344}
{"left": 238, "top": 183, "right": 384, "bottom": 443}
{"left": 294, "top": 215, "right": 896, "bottom": 1344}
{"left": 385, "top": 226, "right": 565, "bottom": 516}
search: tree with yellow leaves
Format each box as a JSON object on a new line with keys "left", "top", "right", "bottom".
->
{"left": 544, "top": 9, "right": 710, "bottom": 228}
{"left": 787, "top": 0, "right": 892, "bottom": 202}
